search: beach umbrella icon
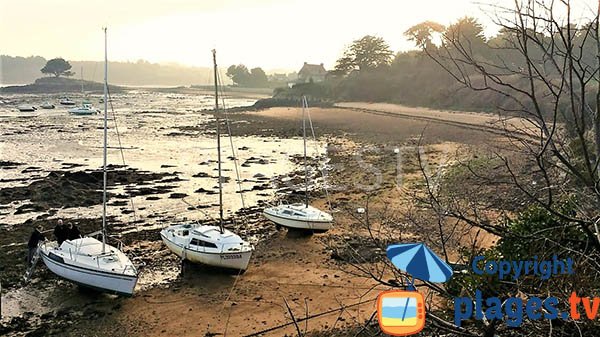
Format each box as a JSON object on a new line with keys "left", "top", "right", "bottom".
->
{"left": 386, "top": 243, "right": 453, "bottom": 283}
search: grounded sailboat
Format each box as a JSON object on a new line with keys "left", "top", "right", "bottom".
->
{"left": 59, "top": 97, "right": 76, "bottom": 106}
{"left": 38, "top": 28, "right": 139, "bottom": 296}
{"left": 18, "top": 105, "right": 37, "bottom": 112}
{"left": 69, "top": 67, "right": 99, "bottom": 115}
{"left": 263, "top": 96, "right": 333, "bottom": 232}
{"left": 68, "top": 101, "right": 99, "bottom": 115}
{"left": 40, "top": 102, "right": 55, "bottom": 109}
{"left": 160, "top": 50, "right": 253, "bottom": 272}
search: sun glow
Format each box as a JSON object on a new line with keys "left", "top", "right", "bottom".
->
{"left": 1, "top": 0, "right": 597, "bottom": 69}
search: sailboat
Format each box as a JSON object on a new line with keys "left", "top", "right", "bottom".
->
{"left": 263, "top": 96, "right": 333, "bottom": 232}
{"left": 68, "top": 67, "right": 99, "bottom": 115}
{"left": 40, "top": 102, "right": 56, "bottom": 109}
{"left": 59, "top": 97, "right": 76, "bottom": 106}
{"left": 160, "top": 50, "right": 253, "bottom": 272}
{"left": 38, "top": 28, "right": 139, "bottom": 296}
{"left": 17, "top": 105, "right": 37, "bottom": 112}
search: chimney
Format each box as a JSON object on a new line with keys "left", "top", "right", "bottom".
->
{"left": 304, "top": 62, "right": 307, "bottom": 65}
{"left": 320, "top": 63, "right": 324, "bottom": 67}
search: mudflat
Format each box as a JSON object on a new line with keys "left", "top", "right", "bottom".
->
{"left": 1, "top": 97, "right": 499, "bottom": 336}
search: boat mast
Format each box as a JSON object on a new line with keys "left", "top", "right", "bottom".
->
{"left": 80, "top": 66, "right": 84, "bottom": 98}
{"left": 102, "top": 27, "right": 108, "bottom": 253}
{"left": 303, "top": 96, "right": 308, "bottom": 208}
{"left": 212, "top": 49, "right": 224, "bottom": 234}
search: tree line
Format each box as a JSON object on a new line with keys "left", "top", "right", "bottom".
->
{"left": 277, "top": 13, "right": 599, "bottom": 116}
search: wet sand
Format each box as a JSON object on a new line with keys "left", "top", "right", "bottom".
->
{"left": 1, "top": 97, "right": 499, "bottom": 336}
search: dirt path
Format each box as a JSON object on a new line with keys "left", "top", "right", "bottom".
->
{"left": 335, "top": 102, "right": 538, "bottom": 141}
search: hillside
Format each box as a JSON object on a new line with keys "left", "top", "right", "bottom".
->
{"left": 0, "top": 55, "right": 212, "bottom": 86}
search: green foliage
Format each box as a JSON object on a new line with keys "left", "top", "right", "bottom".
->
{"left": 40, "top": 58, "right": 74, "bottom": 77}
{"left": 249, "top": 67, "right": 268, "bottom": 87}
{"left": 274, "top": 82, "right": 332, "bottom": 101}
{"left": 445, "top": 248, "right": 504, "bottom": 298}
{"left": 498, "top": 202, "right": 586, "bottom": 260}
{"left": 226, "top": 64, "right": 250, "bottom": 86}
{"left": 333, "top": 35, "right": 393, "bottom": 75}
{"left": 272, "top": 15, "right": 599, "bottom": 115}
{"left": 443, "top": 202, "right": 600, "bottom": 335}
{"left": 445, "top": 17, "right": 487, "bottom": 44}
{"left": 404, "top": 21, "right": 445, "bottom": 49}
{"left": 226, "top": 64, "right": 270, "bottom": 88}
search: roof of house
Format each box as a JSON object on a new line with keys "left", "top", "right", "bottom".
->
{"left": 298, "top": 62, "right": 327, "bottom": 77}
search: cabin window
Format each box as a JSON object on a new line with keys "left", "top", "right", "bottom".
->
{"left": 282, "top": 210, "right": 293, "bottom": 215}
{"left": 200, "top": 240, "right": 218, "bottom": 249}
{"left": 190, "top": 238, "right": 217, "bottom": 249}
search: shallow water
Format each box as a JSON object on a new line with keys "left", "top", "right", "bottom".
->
{"left": 0, "top": 91, "right": 323, "bottom": 226}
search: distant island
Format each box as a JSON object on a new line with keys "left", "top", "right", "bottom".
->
{"left": 0, "top": 77, "right": 122, "bottom": 94}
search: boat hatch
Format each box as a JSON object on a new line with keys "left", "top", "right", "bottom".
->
{"left": 103, "top": 255, "right": 119, "bottom": 263}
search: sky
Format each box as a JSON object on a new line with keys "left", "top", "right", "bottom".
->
{"left": 1, "top": 0, "right": 598, "bottom": 71}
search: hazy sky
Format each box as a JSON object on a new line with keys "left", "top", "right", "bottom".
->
{"left": 1, "top": 0, "right": 597, "bottom": 71}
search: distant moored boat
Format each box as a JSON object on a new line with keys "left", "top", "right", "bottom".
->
{"left": 68, "top": 101, "right": 99, "bottom": 115}
{"left": 18, "top": 105, "right": 37, "bottom": 112}
{"left": 59, "top": 97, "right": 76, "bottom": 105}
{"left": 40, "top": 102, "right": 55, "bottom": 109}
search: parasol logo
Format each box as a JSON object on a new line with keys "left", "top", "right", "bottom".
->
{"left": 378, "top": 243, "right": 453, "bottom": 336}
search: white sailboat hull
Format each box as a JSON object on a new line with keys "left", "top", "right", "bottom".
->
{"left": 68, "top": 108, "right": 98, "bottom": 115}
{"left": 39, "top": 238, "right": 138, "bottom": 296}
{"left": 263, "top": 204, "right": 333, "bottom": 232}
{"left": 40, "top": 252, "right": 137, "bottom": 296}
{"left": 160, "top": 230, "right": 252, "bottom": 271}
{"left": 263, "top": 211, "right": 332, "bottom": 231}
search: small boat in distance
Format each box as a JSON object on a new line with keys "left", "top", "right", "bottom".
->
{"left": 160, "top": 49, "right": 254, "bottom": 272}
{"left": 59, "top": 97, "right": 76, "bottom": 105}
{"left": 69, "top": 67, "right": 99, "bottom": 115}
{"left": 18, "top": 105, "right": 37, "bottom": 112}
{"left": 68, "top": 101, "right": 99, "bottom": 115}
{"left": 40, "top": 102, "right": 55, "bottom": 109}
{"left": 39, "top": 27, "right": 140, "bottom": 296}
{"left": 263, "top": 96, "right": 333, "bottom": 232}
